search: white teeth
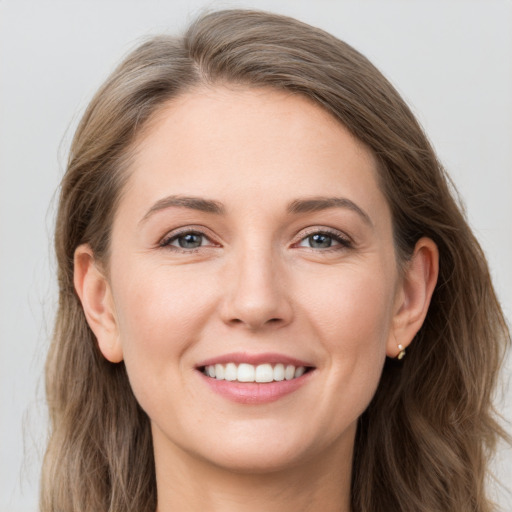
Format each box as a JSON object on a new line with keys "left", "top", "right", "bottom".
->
{"left": 255, "top": 364, "right": 273, "bottom": 383}
{"left": 273, "top": 363, "right": 285, "bottom": 381}
{"left": 214, "top": 363, "right": 225, "bottom": 380}
{"left": 285, "top": 364, "right": 295, "bottom": 380}
{"left": 294, "top": 366, "right": 305, "bottom": 378}
{"left": 202, "top": 363, "right": 309, "bottom": 382}
{"left": 237, "top": 363, "right": 255, "bottom": 382}
{"left": 225, "top": 363, "right": 237, "bottom": 381}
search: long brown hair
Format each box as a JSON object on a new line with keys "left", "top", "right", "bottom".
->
{"left": 41, "top": 9, "right": 510, "bottom": 511}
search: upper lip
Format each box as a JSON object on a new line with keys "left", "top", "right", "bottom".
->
{"left": 196, "top": 352, "right": 314, "bottom": 368}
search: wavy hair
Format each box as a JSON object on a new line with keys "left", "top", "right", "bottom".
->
{"left": 41, "top": 9, "right": 510, "bottom": 511}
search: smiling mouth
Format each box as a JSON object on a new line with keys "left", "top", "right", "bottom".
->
{"left": 200, "top": 363, "right": 314, "bottom": 383}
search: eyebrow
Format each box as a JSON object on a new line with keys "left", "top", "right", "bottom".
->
{"left": 287, "top": 197, "right": 373, "bottom": 227}
{"left": 140, "top": 194, "right": 372, "bottom": 227}
{"left": 140, "top": 195, "right": 225, "bottom": 223}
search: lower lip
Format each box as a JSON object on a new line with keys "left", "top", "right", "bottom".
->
{"left": 199, "top": 371, "right": 313, "bottom": 404}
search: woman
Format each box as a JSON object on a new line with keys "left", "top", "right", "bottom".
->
{"left": 41, "top": 9, "right": 510, "bottom": 512}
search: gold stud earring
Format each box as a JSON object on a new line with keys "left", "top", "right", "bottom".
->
{"left": 397, "top": 344, "right": 406, "bottom": 360}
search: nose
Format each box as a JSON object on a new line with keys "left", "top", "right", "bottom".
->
{"left": 219, "top": 245, "right": 293, "bottom": 331}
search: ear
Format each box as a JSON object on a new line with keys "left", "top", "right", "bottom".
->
{"left": 73, "top": 244, "right": 123, "bottom": 363}
{"left": 387, "top": 237, "right": 439, "bottom": 358}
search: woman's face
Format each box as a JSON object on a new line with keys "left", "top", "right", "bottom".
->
{"left": 102, "top": 87, "right": 405, "bottom": 472}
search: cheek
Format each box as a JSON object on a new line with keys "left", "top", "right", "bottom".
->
{"left": 111, "top": 263, "right": 218, "bottom": 395}
{"left": 303, "top": 265, "right": 395, "bottom": 350}
{"left": 299, "top": 265, "right": 395, "bottom": 407}
{"left": 114, "top": 261, "right": 215, "bottom": 340}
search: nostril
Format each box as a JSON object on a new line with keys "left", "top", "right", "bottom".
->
{"left": 228, "top": 317, "right": 282, "bottom": 327}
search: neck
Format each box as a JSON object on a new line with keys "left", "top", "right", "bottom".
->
{"left": 153, "top": 433, "right": 353, "bottom": 512}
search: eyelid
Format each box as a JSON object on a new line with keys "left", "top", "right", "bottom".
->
{"left": 157, "top": 225, "right": 352, "bottom": 251}
{"left": 158, "top": 225, "right": 219, "bottom": 249}
{"left": 292, "top": 226, "right": 353, "bottom": 249}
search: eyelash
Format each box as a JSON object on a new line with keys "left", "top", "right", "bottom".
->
{"left": 293, "top": 228, "right": 353, "bottom": 252}
{"left": 159, "top": 228, "right": 217, "bottom": 252}
{"left": 159, "top": 227, "right": 353, "bottom": 253}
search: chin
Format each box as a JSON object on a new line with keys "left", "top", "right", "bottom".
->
{"left": 202, "top": 442, "right": 311, "bottom": 475}
{"left": 181, "top": 420, "right": 351, "bottom": 476}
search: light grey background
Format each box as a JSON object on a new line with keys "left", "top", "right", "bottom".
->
{"left": 1, "top": 1, "right": 511, "bottom": 510}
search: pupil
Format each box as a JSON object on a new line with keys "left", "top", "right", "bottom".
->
{"left": 310, "top": 233, "right": 332, "bottom": 248}
{"left": 179, "top": 233, "right": 202, "bottom": 248}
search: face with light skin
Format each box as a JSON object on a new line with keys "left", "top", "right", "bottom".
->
{"left": 75, "top": 87, "right": 438, "bottom": 501}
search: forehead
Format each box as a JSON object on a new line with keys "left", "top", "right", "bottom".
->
{"left": 120, "top": 86, "right": 385, "bottom": 220}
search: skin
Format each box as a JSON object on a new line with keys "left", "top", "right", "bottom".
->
{"left": 75, "top": 87, "right": 438, "bottom": 512}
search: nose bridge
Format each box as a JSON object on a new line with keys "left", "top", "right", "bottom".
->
{"left": 221, "top": 236, "right": 292, "bottom": 329}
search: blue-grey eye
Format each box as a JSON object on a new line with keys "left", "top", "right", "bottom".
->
{"left": 307, "top": 233, "right": 334, "bottom": 248}
{"left": 297, "top": 231, "right": 349, "bottom": 250}
{"left": 173, "top": 232, "right": 204, "bottom": 249}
